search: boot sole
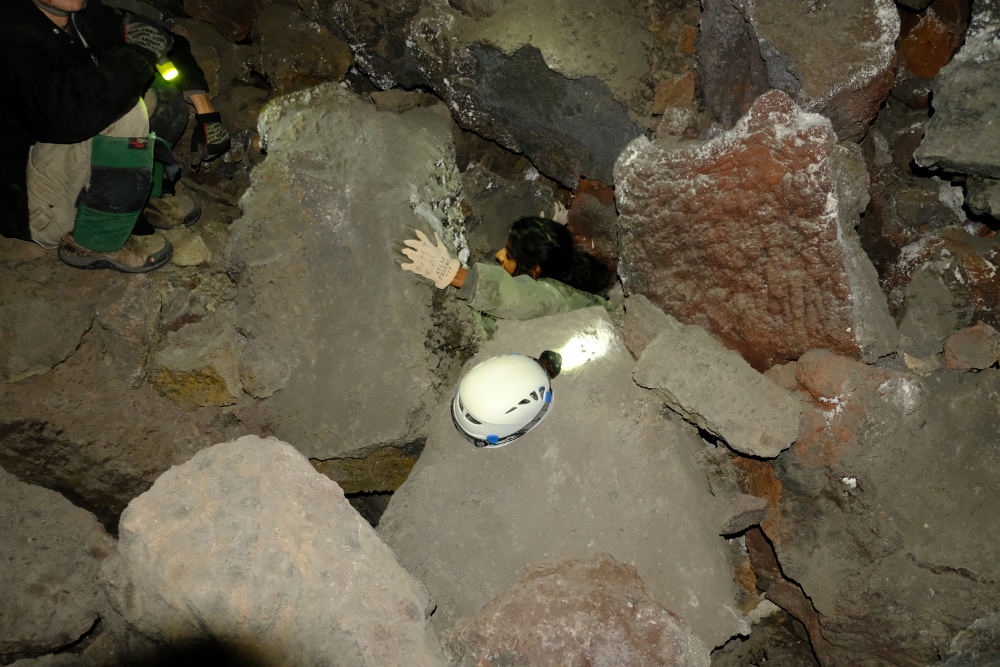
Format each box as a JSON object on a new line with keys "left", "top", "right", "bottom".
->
{"left": 58, "top": 246, "right": 172, "bottom": 274}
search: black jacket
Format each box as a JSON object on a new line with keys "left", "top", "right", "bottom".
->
{"left": 0, "top": 0, "right": 205, "bottom": 240}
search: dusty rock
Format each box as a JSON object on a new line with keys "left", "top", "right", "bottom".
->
{"left": 943, "top": 322, "right": 1000, "bottom": 370}
{"left": 896, "top": 266, "right": 970, "bottom": 361}
{"left": 914, "top": 2, "right": 1000, "bottom": 178}
{"left": 150, "top": 305, "right": 242, "bottom": 408}
{"left": 566, "top": 179, "right": 619, "bottom": 284}
{"left": 227, "top": 82, "right": 478, "bottom": 458}
{"left": 161, "top": 226, "right": 211, "bottom": 267}
{"left": 378, "top": 307, "right": 746, "bottom": 650}
{"left": 310, "top": 440, "right": 424, "bottom": 494}
{"left": 884, "top": 227, "right": 1000, "bottom": 332}
{"left": 634, "top": 325, "right": 801, "bottom": 458}
{"left": 763, "top": 351, "right": 1000, "bottom": 663}
{"left": 743, "top": 0, "right": 899, "bottom": 141}
{"left": 697, "top": 0, "right": 771, "bottom": 129}
{"left": 443, "top": 554, "right": 710, "bottom": 667}
{"left": 0, "top": 248, "right": 101, "bottom": 383}
{"left": 966, "top": 176, "right": 1000, "bottom": 220}
{"left": 622, "top": 294, "right": 684, "bottom": 360}
{"left": 182, "top": 0, "right": 258, "bottom": 42}
{"left": 101, "top": 435, "right": 446, "bottom": 666}
{"left": 0, "top": 468, "right": 114, "bottom": 662}
{"left": 95, "top": 276, "right": 162, "bottom": 389}
{"left": 616, "top": 90, "right": 897, "bottom": 372}
{"left": 250, "top": 3, "right": 353, "bottom": 96}
{"left": 932, "top": 612, "right": 1000, "bottom": 667}
{"left": 301, "top": 0, "right": 687, "bottom": 187}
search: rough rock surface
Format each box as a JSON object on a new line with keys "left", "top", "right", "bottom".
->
{"left": 944, "top": 322, "right": 1000, "bottom": 370}
{"left": 227, "top": 82, "right": 478, "bottom": 458}
{"left": 101, "top": 435, "right": 446, "bottom": 666}
{"left": 756, "top": 350, "right": 1000, "bottom": 664}
{"left": 378, "top": 307, "right": 746, "bottom": 650}
{"left": 633, "top": 325, "right": 801, "bottom": 458}
{"left": 915, "top": 2, "right": 1000, "bottom": 178}
{"left": 0, "top": 247, "right": 101, "bottom": 383}
{"left": 0, "top": 468, "right": 114, "bottom": 662}
{"left": 616, "top": 90, "right": 897, "bottom": 371}
{"left": 699, "top": 0, "right": 898, "bottom": 140}
{"left": 443, "top": 554, "right": 710, "bottom": 667}
{"left": 744, "top": 0, "right": 898, "bottom": 141}
{"left": 883, "top": 227, "right": 1000, "bottom": 334}
{"left": 249, "top": 3, "right": 353, "bottom": 96}
{"left": 299, "top": 0, "right": 701, "bottom": 187}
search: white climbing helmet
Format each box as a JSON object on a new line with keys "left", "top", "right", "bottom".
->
{"left": 452, "top": 353, "right": 555, "bottom": 448}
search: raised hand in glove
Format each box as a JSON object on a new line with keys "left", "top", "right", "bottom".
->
{"left": 398, "top": 229, "right": 460, "bottom": 289}
{"left": 122, "top": 14, "right": 173, "bottom": 63}
{"left": 190, "top": 112, "right": 231, "bottom": 167}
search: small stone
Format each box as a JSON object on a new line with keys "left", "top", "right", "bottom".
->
{"left": 944, "top": 322, "right": 1000, "bottom": 370}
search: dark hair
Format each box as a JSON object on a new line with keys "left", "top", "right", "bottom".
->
{"left": 505, "top": 217, "right": 611, "bottom": 295}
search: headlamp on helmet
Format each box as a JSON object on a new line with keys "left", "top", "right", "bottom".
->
{"left": 451, "top": 351, "right": 561, "bottom": 448}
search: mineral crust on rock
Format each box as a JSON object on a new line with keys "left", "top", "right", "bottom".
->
{"left": 615, "top": 90, "right": 897, "bottom": 371}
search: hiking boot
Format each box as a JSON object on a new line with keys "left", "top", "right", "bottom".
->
{"left": 143, "top": 193, "right": 201, "bottom": 230}
{"left": 58, "top": 233, "right": 172, "bottom": 273}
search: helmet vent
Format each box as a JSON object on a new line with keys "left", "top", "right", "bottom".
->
{"left": 466, "top": 413, "right": 481, "bottom": 425}
{"left": 518, "top": 398, "right": 531, "bottom": 405}
{"left": 530, "top": 391, "right": 538, "bottom": 400}
{"left": 505, "top": 407, "right": 517, "bottom": 414}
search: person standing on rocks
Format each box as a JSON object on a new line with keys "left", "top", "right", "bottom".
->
{"left": 398, "top": 204, "right": 612, "bottom": 320}
{"left": 0, "top": 0, "right": 231, "bottom": 272}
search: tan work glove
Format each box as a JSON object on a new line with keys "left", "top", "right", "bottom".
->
{"left": 399, "top": 229, "right": 460, "bottom": 289}
{"left": 539, "top": 200, "right": 569, "bottom": 224}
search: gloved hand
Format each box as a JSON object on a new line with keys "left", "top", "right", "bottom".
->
{"left": 123, "top": 14, "right": 173, "bottom": 63}
{"left": 539, "top": 200, "right": 569, "bottom": 224}
{"left": 398, "top": 229, "right": 460, "bottom": 289}
{"left": 190, "top": 112, "right": 231, "bottom": 166}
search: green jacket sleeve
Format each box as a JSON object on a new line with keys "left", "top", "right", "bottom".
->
{"left": 457, "top": 263, "right": 607, "bottom": 320}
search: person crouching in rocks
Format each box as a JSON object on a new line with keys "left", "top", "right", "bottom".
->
{"left": 398, "top": 204, "right": 612, "bottom": 320}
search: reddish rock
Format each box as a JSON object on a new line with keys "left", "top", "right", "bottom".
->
{"left": 183, "top": 0, "right": 260, "bottom": 42}
{"left": 443, "top": 554, "right": 709, "bottom": 667}
{"left": 567, "top": 179, "right": 619, "bottom": 287}
{"left": 615, "top": 90, "right": 897, "bottom": 372}
{"left": 944, "top": 322, "right": 1000, "bottom": 370}
{"left": 898, "top": 5, "right": 968, "bottom": 80}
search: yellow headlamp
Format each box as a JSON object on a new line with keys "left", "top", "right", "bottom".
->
{"left": 156, "top": 58, "right": 178, "bottom": 81}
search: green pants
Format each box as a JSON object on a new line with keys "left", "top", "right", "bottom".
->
{"left": 72, "top": 133, "right": 155, "bottom": 252}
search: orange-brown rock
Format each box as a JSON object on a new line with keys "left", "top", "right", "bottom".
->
{"left": 615, "top": 90, "right": 898, "bottom": 371}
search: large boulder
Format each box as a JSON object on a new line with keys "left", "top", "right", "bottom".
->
{"left": 0, "top": 468, "right": 114, "bottom": 663}
{"left": 101, "top": 435, "right": 446, "bottom": 666}
{"left": 698, "top": 0, "right": 899, "bottom": 141}
{"left": 753, "top": 351, "right": 1000, "bottom": 664}
{"left": 915, "top": 2, "right": 1000, "bottom": 178}
{"left": 444, "top": 554, "right": 710, "bottom": 667}
{"left": 378, "top": 306, "right": 746, "bottom": 650}
{"left": 298, "top": 0, "right": 702, "bottom": 187}
{"left": 227, "top": 82, "right": 478, "bottom": 459}
{"left": 615, "top": 90, "right": 897, "bottom": 371}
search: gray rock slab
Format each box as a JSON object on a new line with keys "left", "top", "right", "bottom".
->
{"left": 227, "top": 83, "right": 477, "bottom": 458}
{"left": 622, "top": 294, "right": 684, "bottom": 360}
{"left": 0, "top": 468, "right": 114, "bottom": 661}
{"left": 378, "top": 307, "right": 746, "bottom": 650}
{"left": 633, "top": 325, "right": 801, "bottom": 458}
{"left": 915, "top": 3, "right": 1000, "bottom": 178}
{"left": 101, "top": 435, "right": 446, "bottom": 666}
